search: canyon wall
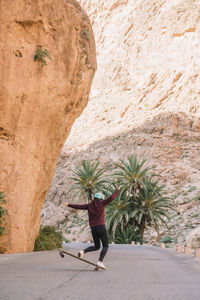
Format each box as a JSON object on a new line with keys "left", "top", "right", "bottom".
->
{"left": 0, "top": 0, "right": 96, "bottom": 253}
{"left": 72, "top": 0, "right": 200, "bottom": 145}
{"left": 44, "top": 0, "right": 200, "bottom": 244}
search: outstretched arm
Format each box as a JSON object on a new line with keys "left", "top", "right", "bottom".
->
{"left": 101, "top": 187, "right": 121, "bottom": 206}
{"left": 63, "top": 202, "right": 89, "bottom": 210}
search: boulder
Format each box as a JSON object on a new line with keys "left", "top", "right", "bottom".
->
{"left": 186, "top": 227, "right": 200, "bottom": 249}
{"left": 0, "top": 0, "right": 96, "bottom": 253}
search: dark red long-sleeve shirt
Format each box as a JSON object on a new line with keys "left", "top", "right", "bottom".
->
{"left": 68, "top": 190, "right": 119, "bottom": 228}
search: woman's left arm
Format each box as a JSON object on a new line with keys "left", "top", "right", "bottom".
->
{"left": 101, "top": 188, "right": 120, "bottom": 206}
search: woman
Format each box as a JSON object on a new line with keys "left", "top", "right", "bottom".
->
{"left": 63, "top": 187, "right": 121, "bottom": 269}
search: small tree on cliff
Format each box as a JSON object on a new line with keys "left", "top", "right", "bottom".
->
{"left": 0, "top": 191, "right": 8, "bottom": 236}
{"left": 68, "top": 160, "right": 110, "bottom": 202}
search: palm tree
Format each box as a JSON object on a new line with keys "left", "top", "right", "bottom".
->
{"left": 114, "top": 224, "right": 142, "bottom": 244}
{"left": 106, "top": 185, "right": 131, "bottom": 238}
{"left": 114, "top": 155, "right": 157, "bottom": 196}
{"left": 68, "top": 160, "right": 109, "bottom": 202}
{"left": 129, "top": 179, "right": 174, "bottom": 239}
{"left": 107, "top": 156, "right": 174, "bottom": 242}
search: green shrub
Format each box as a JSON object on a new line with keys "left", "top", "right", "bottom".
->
{"left": 192, "top": 213, "right": 199, "bottom": 218}
{"left": 192, "top": 193, "right": 200, "bottom": 201}
{"left": 34, "top": 45, "right": 51, "bottom": 67}
{"left": 34, "top": 226, "right": 63, "bottom": 251}
{"left": 188, "top": 186, "right": 197, "bottom": 192}
{"left": 182, "top": 191, "right": 188, "bottom": 196}
{"left": 0, "top": 191, "right": 8, "bottom": 236}
{"left": 114, "top": 225, "right": 142, "bottom": 245}
{"left": 159, "top": 236, "right": 173, "bottom": 244}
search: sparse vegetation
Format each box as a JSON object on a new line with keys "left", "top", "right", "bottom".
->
{"left": 192, "top": 214, "right": 199, "bottom": 218}
{"left": 0, "top": 191, "right": 8, "bottom": 237}
{"left": 172, "top": 192, "right": 180, "bottom": 200}
{"left": 186, "top": 223, "right": 194, "bottom": 229}
{"left": 182, "top": 191, "right": 188, "bottom": 196}
{"left": 188, "top": 186, "right": 197, "bottom": 192}
{"left": 81, "top": 28, "right": 91, "bottom": 40}
{"left": 192, "top": 192, "right": 200, "bottom": 201}
{"left": 159, "top": 236, "right": 173, "bottom": 244}
{"left": 34, "top": 45, "right": 51, "bottom": 67}
{"left": 67, "top": 156, "right": 174, "bottom": 244}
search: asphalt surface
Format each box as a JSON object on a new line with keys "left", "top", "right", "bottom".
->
{"left": 1, "top": 243, "right": 200, "bottom": 300}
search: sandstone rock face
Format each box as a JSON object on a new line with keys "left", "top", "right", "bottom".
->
{"left": 44, "top": 0, "right": 200, "bottom": 243}
{"left": 186, "top": 227, "right": 200, "bottom": 249}
{"left": 0, "top": 0, "right": 96, "bottom": 253}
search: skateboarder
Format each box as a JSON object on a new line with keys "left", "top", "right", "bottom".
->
{"left": 63, "top": 187, "right": 121, "bottom": 269}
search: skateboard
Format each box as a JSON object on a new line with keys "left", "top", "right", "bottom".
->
{"left": 57, "top": 248, "right": 105, "bottom": 271}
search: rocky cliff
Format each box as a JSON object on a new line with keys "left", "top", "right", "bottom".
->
{"left": 72, "top": 0, "right": 200, "bottom": 144}
{"left": 0, "top": 0, "right": 96, "bottom": 253}
{"left": 44, "top": 0, "right": 200, "bottom": 244}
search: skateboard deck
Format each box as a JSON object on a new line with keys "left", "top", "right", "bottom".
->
{"left": 57, "top": 248, "right": 105, "bottom": 270}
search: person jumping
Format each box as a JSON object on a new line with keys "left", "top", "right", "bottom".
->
{"left": 63, "top": 187, "right": 121, "bottom": 269}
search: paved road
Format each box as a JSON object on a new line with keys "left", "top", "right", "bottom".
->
{"left": 1, "top": 243, "right": 200, "bottom": 300}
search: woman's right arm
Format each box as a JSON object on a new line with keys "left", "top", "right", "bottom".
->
{"left": 63, "top": 202, "right": 89, "bottom": 210}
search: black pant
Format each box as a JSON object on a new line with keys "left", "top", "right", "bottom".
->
{"left": 84, "top": 225, "right": 109, "bottom": 261}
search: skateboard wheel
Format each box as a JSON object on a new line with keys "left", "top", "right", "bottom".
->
{"left": 59, "top": 251, "right": 64, "bottom": 258}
